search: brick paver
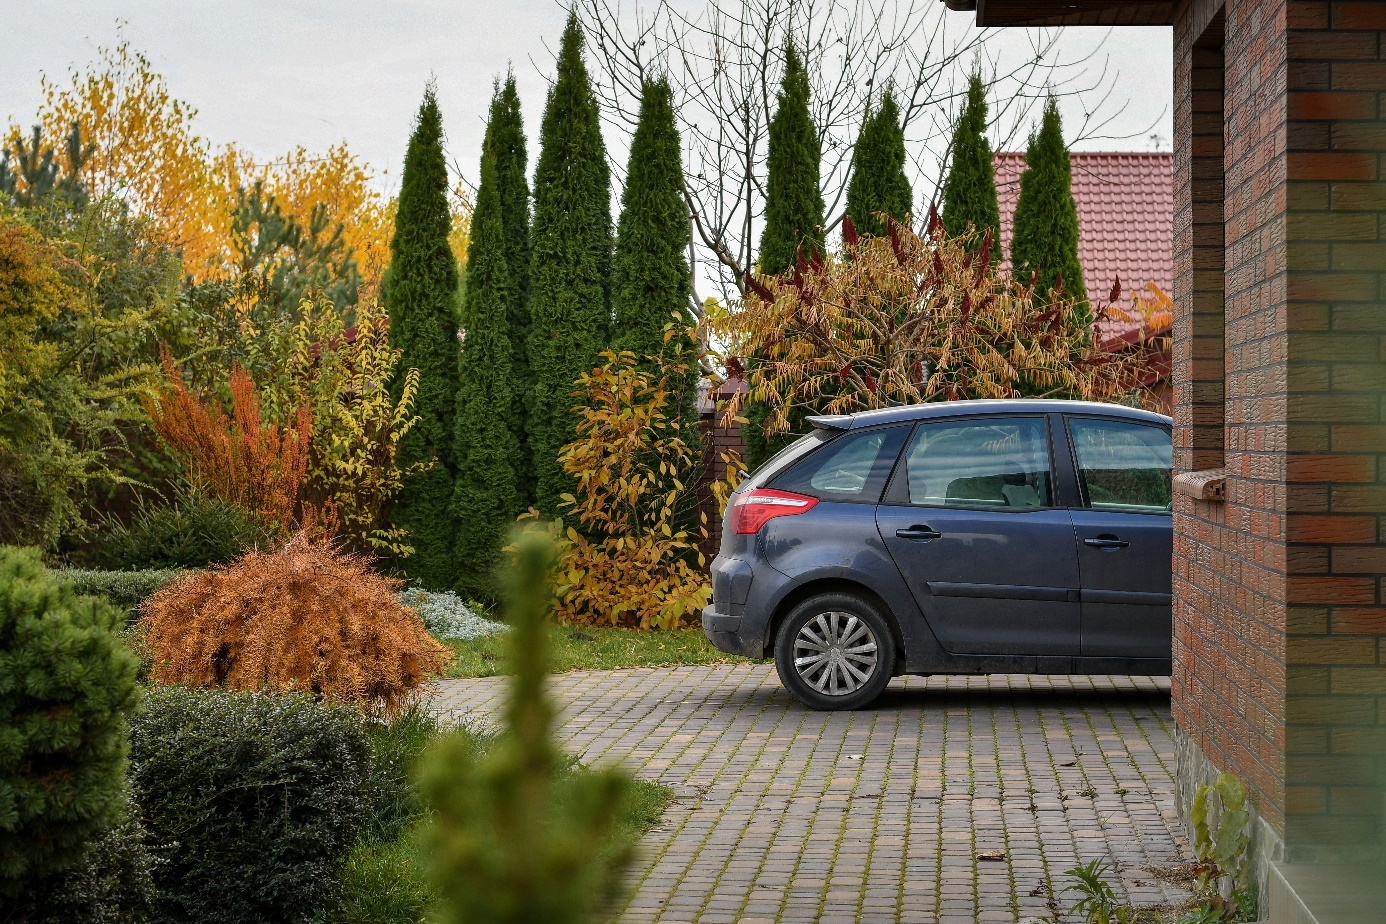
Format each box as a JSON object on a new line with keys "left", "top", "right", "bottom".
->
{"left": 432, "top": 666, "right": 1191, "bottom": 923}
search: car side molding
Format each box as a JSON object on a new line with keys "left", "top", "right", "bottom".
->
{"left": 927, "top": 581, "right": 1078, "bottom": 603}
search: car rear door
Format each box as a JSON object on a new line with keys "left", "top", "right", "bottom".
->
{"left": 1063, "top": 415, "right": 1173, "bottom": 659}
{"left": 875, "top": 415, "right": 1082, "bottom": 656}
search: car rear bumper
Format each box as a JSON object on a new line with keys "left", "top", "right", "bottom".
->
{"left": 702, "top": 604, "right": 762, "bottom": 657}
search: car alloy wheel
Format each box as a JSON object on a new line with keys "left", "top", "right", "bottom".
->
{"left": 791, "top": 610, "right": 880, "bottom": 696}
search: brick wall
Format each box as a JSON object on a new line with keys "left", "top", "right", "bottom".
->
{"left": 1173, "top": 0, "right": 1292, "bottom": 840}
{"left": 1283, "top": 0, "right": 1386, "bottom": 850}
{"left": 1172, "top": 0, "right": 1386, "bottom": 856}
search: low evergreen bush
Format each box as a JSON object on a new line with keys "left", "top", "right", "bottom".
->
{"left": 56, "top": 568, "right": 184, "bottom": 620}
{"left": 0, "top": 547, "right": 141, "bottom": 896}
{"left": 91, "top": 490, "right": 269, "bottom": 571}
{"left": 130, "top": 687, "right": 371, "bottom": 924}
{"left": 4, "top": 797, "right": 158, "bottom": 924}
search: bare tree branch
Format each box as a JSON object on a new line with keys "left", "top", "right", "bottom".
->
{"left": 574, "top": 0, "right": 1148, "bottom": 307}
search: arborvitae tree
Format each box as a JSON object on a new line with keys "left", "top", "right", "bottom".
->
{"left": 385, "top": 86, "right": 460, "bottom": 589}
{"left": 489, "top": 73, "right": 535, "bottom": 507}
{"left": 758, "top": 42, "right": 824, "bottom": 276}
{"left": 746, "top": 41, "right": 824, "bottom": 470}
{"left": 452, "top": 147, "right": 521, "bottom": 603}
{"left": 611, "top": 76, "right": 699, "bottom": 449}
{"left": 941, "top": 73, "right": 1002, "bottom": 263}
{"left": 527, "top": 14, "right": 613, "bottom": 517}
{"left": 1010, "top": 96, "right": 1088, "bottom": 320}
{"left": 845, "top": 90, "right": 912, "bottom": 238}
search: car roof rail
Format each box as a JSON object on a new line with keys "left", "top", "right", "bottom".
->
{"left": 806, "top": 414, "right": 853, "bottom": 430}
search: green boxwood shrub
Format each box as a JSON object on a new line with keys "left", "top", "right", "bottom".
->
{"left": 56, "top": 568, "right": 183, "bottom": 619}
{"left": 130, "top": 688, "right": 371, "bottom": 924}
{"left": 4, "top": 797, "right": 157, "bottom": 924}
{"left": 0, "top": 546, "right": 142, "bottom": 895}
{"left": 91, "top": 491, "right": 269, "bottom": 571}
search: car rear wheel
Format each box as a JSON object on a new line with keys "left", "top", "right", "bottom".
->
{"left": 774, "top": 592, "right": 896, "bottom": 710}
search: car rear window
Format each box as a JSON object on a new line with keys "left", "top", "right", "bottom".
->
{"left": 770, "top": 425, "right": 910, "bottom": 503}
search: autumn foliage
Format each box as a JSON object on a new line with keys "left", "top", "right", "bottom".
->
{"left": 527, "top": 351, "right": 713, "bottom": 630}
{"left": 144, "top": 356, "right": 311, "bottom": 534}
{"left": 720, "top": 211, "right": 1154, "bottom": 441}
{"left": 139, "top": 535, "right": 451, "bottom": 714}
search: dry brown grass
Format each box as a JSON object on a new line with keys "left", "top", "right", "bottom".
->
{"left": 139, "top": 534, "right": 451, "bottom": 714}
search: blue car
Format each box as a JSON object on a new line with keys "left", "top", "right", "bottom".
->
{"left": 702, "top": 399, "right": 1173, "bottom": 710}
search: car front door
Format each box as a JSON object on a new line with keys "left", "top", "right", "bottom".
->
{"left": 876, "top": 415, "right": 1082, "bottom": 656}
{"left": 1064, "top": 415, "right": 1173, "bottom": 660}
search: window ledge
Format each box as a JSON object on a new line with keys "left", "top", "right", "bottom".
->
{"left": 1173, "top": 468, "right": 1225, "bottom": 503}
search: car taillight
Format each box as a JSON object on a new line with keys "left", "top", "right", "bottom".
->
{"left": 732, "top": 488, "right": 818, "bottom": 534}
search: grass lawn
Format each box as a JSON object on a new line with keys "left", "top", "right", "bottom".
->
{"left": 446, "top": 626, "right": 761, "bottom": 678}
{"left": 330, "top": 713, "right": 673, "bottom": 924}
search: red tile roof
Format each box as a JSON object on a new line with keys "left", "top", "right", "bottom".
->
{"left": 993, "top": 151, "right": 1173, "bottom": 299}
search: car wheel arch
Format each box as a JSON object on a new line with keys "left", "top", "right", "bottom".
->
{"left": 764, "top": 578, "right": 906, "bottom": 670}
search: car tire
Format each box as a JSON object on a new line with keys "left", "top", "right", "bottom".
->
{"left": 774, "top": 592, "right": 896, "bottom": 710}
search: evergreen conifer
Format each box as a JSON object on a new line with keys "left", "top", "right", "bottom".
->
{"left": 452, "top": 145, "right": 521, "bottom": 603}
{"left": 746, "top": 41, "right": 823, "bottom": 470}
{"left": 845, "top": 90, "right": 912, "bottom": 238}
{"left": 527, "top": 14, "right": 613, "bottom": 517}
{"left": 489, "top": 74, "right": 535, "bottom": 506}
{"left": 758, "top": 42, "right": 824, "bottom": 276}
{"left": 385, "top": 86, "right": 460, "bottom": 589}
{"left": 0, "top": 547, "right": 141, "bottom": 894}
{"left": 612, "top": 77, "right": 699, "bottom": 451}
{"left": 1010, "top": 97, "right": 1088, "bottom": 318}
{"left": 941, "top": 74, "right": 1002, "bottom": 262}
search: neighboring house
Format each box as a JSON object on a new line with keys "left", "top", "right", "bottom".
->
{"left": 959, "top": 0, "right": 1386, "bottom": 919}
{"left": 995, "top": 150, "right": 1175, "bottom": 410}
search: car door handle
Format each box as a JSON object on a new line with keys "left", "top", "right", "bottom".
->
{"left": 1084, "top": 535, "right": 1130, "bottom": 550}
{"left": 896, "top": 526, "right": 942, "bottom": 541}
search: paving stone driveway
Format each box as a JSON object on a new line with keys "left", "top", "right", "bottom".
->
{"left": 432, "top": 665, "right": 1192, "bottom": 923}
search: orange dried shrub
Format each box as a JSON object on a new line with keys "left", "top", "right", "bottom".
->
{"left": 139, "top": 534, "right": 451, "bottom": 714}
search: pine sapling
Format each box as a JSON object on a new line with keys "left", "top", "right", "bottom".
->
{"left": 420, "top": 528, "right": 635, "bottom": 924}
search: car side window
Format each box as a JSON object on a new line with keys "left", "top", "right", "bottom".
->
{"left": 897, "top": 417, "right": 1052, "bottom": 509}
{"left": 1067, "top": 417, "right": 1172, "bottom": 513}
{"left": 771, "top": 425, "right": 909, "bottom": 503}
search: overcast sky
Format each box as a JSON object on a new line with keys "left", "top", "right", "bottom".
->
{"left": 2, "top": 1, "right": 1173, "bottom": 204}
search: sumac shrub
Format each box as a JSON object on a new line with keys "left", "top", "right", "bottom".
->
{"left": 139, "top": 535, "right": 451, "bottom": 714}
{"left": 0, "top": 547, "right": 141, "bottom": 894}
{"left": 130, "top": 687, "right": 371, "bottom": 924}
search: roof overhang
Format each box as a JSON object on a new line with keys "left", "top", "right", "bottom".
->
{"left": 944, "top": 1, "right": 1175, "bottom": 27}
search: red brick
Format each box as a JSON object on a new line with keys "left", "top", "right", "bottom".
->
{"left": 1286, "top": 453, "right": 1377, "bottom": 482}
{"left": 1289, "top": 152, "right": 1378, "bottom": 179}
{"left": 1332, "top": 545, "right": 1386, "bottom": 572}
{"left": 1332, "top": 61, "right": 1386, "bottom": 90}
{"left": 1332, "top": 607, "right": 1386, "bottom": 633}
{"left": 1289, "top": 91, "right": 1376, "bottom": 120}
{"left": 1287, "top": 576, "right": 1378, "bottom": 605}
{"left": 1330, "top": 666, "right": 1386, "bottom": 694}
{"left": 1288, "top": 636, "right": 1379, "bottom": 663}
{"left": 1286, "top": 514, "right": 1377, "bottom": 543}
{"left": 1290, "top": 30, "right": 1380, "bottom": 59}
{"left": 1333, "top": 3, "right": 1386, "bottom": 30}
